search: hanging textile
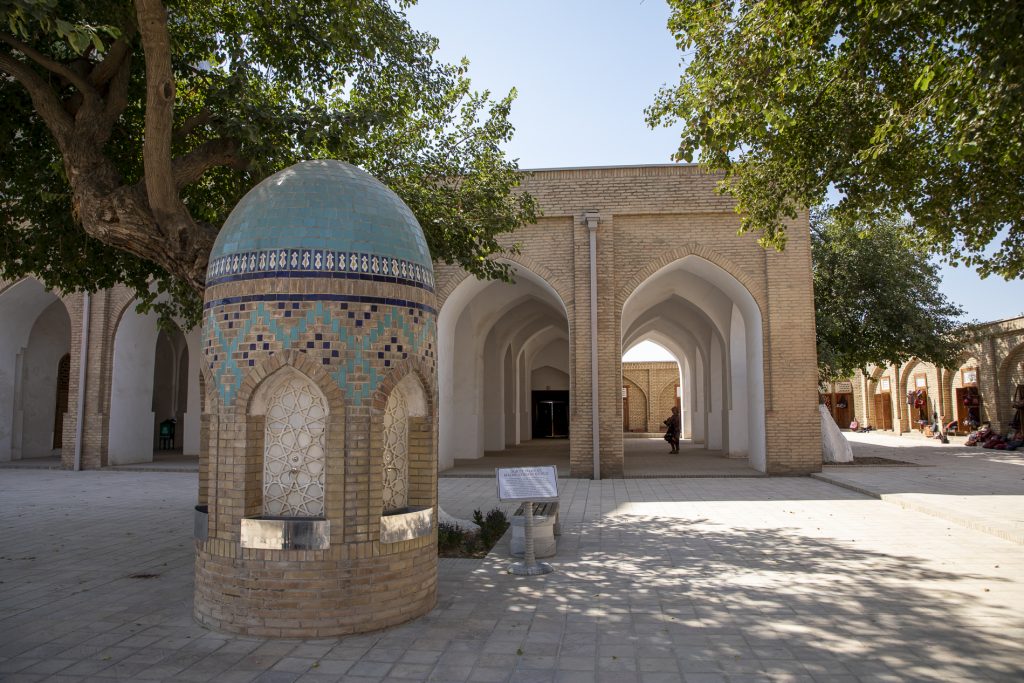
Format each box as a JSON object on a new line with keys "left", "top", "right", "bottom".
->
{"left": 1011, "top": 385, "right": 1024, "bottom": 430}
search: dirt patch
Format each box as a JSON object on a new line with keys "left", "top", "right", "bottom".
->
{"left": 826, "top": 456, "right": 918, "bottom": 467}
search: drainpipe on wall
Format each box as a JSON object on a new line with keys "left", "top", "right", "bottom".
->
{"left": 584, "top": 211, "right": 601, "bottom": 480}
{"left": 73, "top": 291, "right": 90, "bottom": 471}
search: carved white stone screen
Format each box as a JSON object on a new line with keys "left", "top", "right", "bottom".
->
{"left": 263, "top": 376, "right": 327, "bottom": 516}
{"left": 382, "top": 385, "right": 409, "bottom": 513}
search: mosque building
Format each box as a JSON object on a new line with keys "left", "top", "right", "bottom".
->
{"left": 1, "top": 163, "right": 824, "bottom": 478}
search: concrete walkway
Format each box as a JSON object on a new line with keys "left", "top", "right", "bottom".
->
{"left": 1, "top": 443, "right": 1023, "bottom": 681}
{"left": 816, "top": 431, "right": 1024, "bottom": 545}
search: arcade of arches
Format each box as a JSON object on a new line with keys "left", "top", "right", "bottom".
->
{"left": 1, "top": 165, "right": 822, "bottom": 476}
{"left": 835, "top": 315, "right": 1024, "bottom": 437}
{"left": 0, "top": 279, "right": 200, "bottom": 468}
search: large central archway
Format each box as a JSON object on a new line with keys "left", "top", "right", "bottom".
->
{"left": 437, "top": 263, "right": 571, "bottom": 471}
{"left": 621, "top": 255, "right": 766, "bottom": 471}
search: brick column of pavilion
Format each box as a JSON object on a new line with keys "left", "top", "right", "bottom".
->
{"left": 194, "top": 160, "right": 438, "bottom": 638}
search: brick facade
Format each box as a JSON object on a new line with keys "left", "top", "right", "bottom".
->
{"left": 3, "top": 164, "right": 823, "bottom": 477}
{"left": 436, "top": 164, "right": 821, "bottom": 475}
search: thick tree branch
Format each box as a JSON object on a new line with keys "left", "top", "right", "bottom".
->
{"left": 173, "top": 107, "right": 212, "bottom": 143}
{"left": 96, "top": 48, "right": 133, "bottom": 143}
{"left": 0, "top": 51, "right": 74, "bottom": 146}
{"left": 171, "top": 137, "right": 247, "bottom": 189}
{"left": 0, "top": 32, "right": 97, "bottom": 98}
{"left": 134, "top": 0, "right": 180, "bottom": 222}
{"left": 89, "top": 30, "right": 135, "bottom": 87}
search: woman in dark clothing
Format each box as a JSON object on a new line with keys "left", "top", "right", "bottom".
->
{"left": 663, "top": 406, "right": 681, "bottom": 454}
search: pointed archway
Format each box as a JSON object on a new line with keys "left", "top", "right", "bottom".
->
{"left": 437, "top": 263, "right": 570, "bottom": 472}
{"left": 621, "top": 255, "right": 766, "bottom": 471}
{"left": 0, "top": 278, "right": 71, "bottom": 462}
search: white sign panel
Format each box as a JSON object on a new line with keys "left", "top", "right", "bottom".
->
{"left": 496, "top": 466, "right": 559, "bottom": 502}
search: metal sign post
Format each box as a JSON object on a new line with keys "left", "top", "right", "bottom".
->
{"left": 512, "top": 501, "right": 551, "bottom": 576}
{"left": 496, "top": 466, "right": 557, "bottom": 576}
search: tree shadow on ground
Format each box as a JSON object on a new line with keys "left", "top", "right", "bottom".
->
{"left": 424, "top": 515, "right": 1024, "bottom": 682}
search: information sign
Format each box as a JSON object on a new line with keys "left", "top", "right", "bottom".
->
{"left": 496, "top": 466, "right": 559, "bottom": 502}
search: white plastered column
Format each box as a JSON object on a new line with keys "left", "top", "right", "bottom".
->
{"left": 728, "top": 305, "right": 749, "bottom": 458}
{"left": 108, "top": 304, "right": 160, "bottom": 464}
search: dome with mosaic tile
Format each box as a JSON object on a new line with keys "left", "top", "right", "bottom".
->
{"left": 206, "top": 160, "right": 434, "bottom": 290}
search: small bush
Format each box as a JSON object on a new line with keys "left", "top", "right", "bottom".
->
{"left": 437, "top": 522, "right": 464, "bottom": 554}
{"left": 438, "top": 508, "right": 510, "bottom": 558}
{"left": 479, "top": 508, "right": 509, "bottom": 548}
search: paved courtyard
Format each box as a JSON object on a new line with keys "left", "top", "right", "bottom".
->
{"left": 1, "top": 434, "right": 1024, "bottom": 682}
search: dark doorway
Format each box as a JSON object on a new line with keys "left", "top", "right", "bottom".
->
{"left": 955, "top": 386, "right": 981, "bottom": 430}
{"left": 532, "top": 390, "right": 569, "bottom": 438}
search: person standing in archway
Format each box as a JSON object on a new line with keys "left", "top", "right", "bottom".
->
{"left": 663, "top": 406, "right": 681, "bottom": 454}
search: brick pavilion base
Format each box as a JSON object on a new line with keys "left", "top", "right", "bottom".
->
{"left": 194, "top": 536, "right": 436, "bottom": 638}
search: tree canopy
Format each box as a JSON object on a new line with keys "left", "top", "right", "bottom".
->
{"left": 0, "top": 0, "right": 536, "bottom": 326}
{"left": 647, "top": 0, "right": 1024, "bottom": 280}
{"left": 812, "top": 208, "right": 967, "bottom": 382}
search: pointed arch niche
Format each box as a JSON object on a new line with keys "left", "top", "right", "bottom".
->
{"left": 0, "top": 278, "right": 71, "bottom": 462}
{"left": 381, "top": 373, "right": 429, "bottom": 513}
{"left": 377, "top": 371, "right": 434, "bottom": 544}
{"left": 248, "top": 366, "right": 330, "bottom": 518}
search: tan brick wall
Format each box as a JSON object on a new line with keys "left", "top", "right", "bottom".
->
{"left": 436, "top": 165, "right": 821, "bottom": 476}
{"left": 622, "top": 361, "right": 679, "bottom": 432}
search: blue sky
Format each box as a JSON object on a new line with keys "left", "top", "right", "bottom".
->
{"left": 407, "top": 0, "right": 1024, "bottom": 331}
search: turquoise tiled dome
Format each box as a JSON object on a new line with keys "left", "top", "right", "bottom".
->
{"left": 207, "top": 160, "right": 433, "bottom": 288}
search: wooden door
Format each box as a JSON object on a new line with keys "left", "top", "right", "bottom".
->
{"left": 874, "top": 392, "right": 893, "bottom": 431}
{"left": 956, "top": 387, "right": 981, "bottom": 429}
{"left": 833, "top": 392, "right": 853, "bottom": 427}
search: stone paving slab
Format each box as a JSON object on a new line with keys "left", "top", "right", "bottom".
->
{"left": 0, "top": 469, "right": 1023, "bottom": 681}
{"left": 814, "top": 432, "right": 1024, "bottom": 544}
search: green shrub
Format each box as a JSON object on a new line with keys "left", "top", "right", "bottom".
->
{"left": 479, "top": 508, "right": 509, "bottom": 548}
{"left": 437, "top": 522, "right": 464, "bottom": 554}
{"left": 438, "top": 508, "right": 510, "bottom": 558}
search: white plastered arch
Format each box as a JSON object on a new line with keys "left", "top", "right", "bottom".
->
{"left": 0, "top": 278, "right": 71, "bottom": 461}
{"left": 437, "top": 263, "right": 569, "bottom": 469}
{"left": 621, "top": 255, "right": 766, "bottom": 471}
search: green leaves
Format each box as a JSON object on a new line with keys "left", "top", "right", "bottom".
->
{"left": 1, "top": 0, "right": 534, "bottom": 326}
{"left": 1, "top": 1, "right": 120, "bottom": 53}
{"left": 811, "top": 208, "right": 967, "bottom": 382}
{"left": 913, "top": 64, "right": 935, "bottom": 91}
{"left": 648, "top": 0, "right": 1024, "bottom": 280}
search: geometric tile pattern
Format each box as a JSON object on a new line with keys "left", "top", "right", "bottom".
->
{"left": 205, "top": 248, "right": 434, "bottom": 291}
{"left": 262, "top": 376, "right": 327, "bottom": 517}
{"left": 208, "top": 160, "right": 432, "bottom": 272}
{"left": 381, "top": 384, "right": 409, "bottom": 513}
{"left": 204, "top": 299, "right": 435, "bottom": 407}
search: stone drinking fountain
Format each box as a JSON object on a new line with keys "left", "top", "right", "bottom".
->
{"left": 194, "top": 160, "right": 438, "bottom": 637}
